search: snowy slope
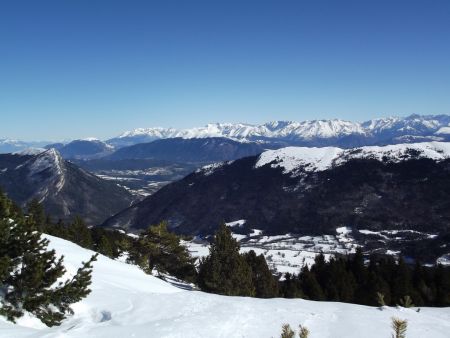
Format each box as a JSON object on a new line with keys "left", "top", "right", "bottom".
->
{"left": 255, "top": 142, "right": 450, "bottom": 175}
{"left": 1, "top": 236, "right": 449, "bottom": 338}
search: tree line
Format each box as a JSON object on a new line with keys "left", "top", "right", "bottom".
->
{"left": 197, "top": 224, "right": 450, "bottom": 307}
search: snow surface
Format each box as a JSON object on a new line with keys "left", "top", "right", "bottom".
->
{"left": 225, "top": 219, "right": 246, "bottom": 228}
{"left": 255, "top": 142, "right": 450, "bottom": 175}
{"left": 195, "top": 161, "right": 230, "bottom": 176}
{"left": 1, "top": 235, "right": 449, "bottom": 338}
{"left": 435, "top": 126, "right": 450, "bottom": 135}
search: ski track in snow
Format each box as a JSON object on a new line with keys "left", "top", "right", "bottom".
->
{"left": 1, "top": 235, "right": 449, "bottom": 338}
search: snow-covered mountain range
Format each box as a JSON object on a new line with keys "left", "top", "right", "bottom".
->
{"left": 2, "top": 114, "right": 450, "bottom": 154}
{"left": 108, "top": 114, "right": 450, "bottom": 148}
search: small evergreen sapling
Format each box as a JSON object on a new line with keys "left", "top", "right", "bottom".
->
{"left": 280, "top": 323, "right": 295, "bottom": 338}
{"left": 398, "top": 295, "right": 414, "bottom": 308}
{"left": 377, "top": 292, "right": 386, "bottom": 307}
{"left": 391, "top": 317, "right": 408, "bottom": 338}
{"left": 298, "top": 325, "right": 310, "bottom": 338}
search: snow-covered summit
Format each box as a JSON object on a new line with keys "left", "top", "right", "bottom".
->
{"left": 255, "top": 142, "right": 450, "bottom": 175}
{"left": 28, "top": 148, "right": 64, "bottom": 175}
{"left": 25, "top": 148, "right": 66, "bottom": 197}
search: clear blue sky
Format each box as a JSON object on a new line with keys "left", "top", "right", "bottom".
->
{"left": 1, "top": 0, "right": 449, "bottom": 140}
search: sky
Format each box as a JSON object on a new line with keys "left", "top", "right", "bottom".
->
{"left": 0, "top": 0, "right": 449, "bottom": 141}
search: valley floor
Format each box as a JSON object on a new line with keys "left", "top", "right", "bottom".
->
{"left": 1, "top": 236, "right": 449, "bottom": 338}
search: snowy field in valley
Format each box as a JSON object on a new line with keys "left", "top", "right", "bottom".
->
{"left": 1, "top": 236, "right": 449, "bottom": 338}
{"left": 185, "top": 224, "right": 447, "bottom": 276}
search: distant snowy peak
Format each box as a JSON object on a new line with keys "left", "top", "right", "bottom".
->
{"left": 363, "top": 114, "right": 450, "bottom": 135}
{"left": 255, "top": 142, "right": 450, "bottom": 175}
{"left": 116, "top": 119, "right": 365, "bottom": 141}
{"left": 14, "top": 147, "right": 46, "bottom": 156}
{"left": 118, "top": 127, "right": 180, "bottom": 139}
{"left": 112, "top": 114, "right": 450, "bottom": 147}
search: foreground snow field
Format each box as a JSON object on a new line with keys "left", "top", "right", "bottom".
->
{"left": 1, "top": 236, "right": 449, "bottom": 338}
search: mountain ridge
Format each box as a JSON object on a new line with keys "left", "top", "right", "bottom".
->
{"left": 102, "top": 141, "right": 450, "bottom": 264}
{"left": 0, "top": 149, "right": 134, "bottom": 224}
{"left": 108, "top": 114, "right": 450, "bottom": 148}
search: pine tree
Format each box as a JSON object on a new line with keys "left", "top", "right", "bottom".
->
{"left": 67, "top": 216, "right": 93, "bottom": 249}
{"left": 26, "top": 199, "right": 46, "bottom": 231}
{"left": 97, "top": 235, "right": 114, "bottom": 257}
{"left": 299, "top": 266, "right": 325, "bottom": 300}
{"left": 392, "top": 257, "right": 412, "bottom": 305}
{"left": 131, "top": 222, "right": 196, "bottom": 282}
{"left": 198, "top": 224, "right": 254, "bottom": 296}
{"left": 0, "top": 191, "right": 97, "bottom": 326}
{"left": 434, "top": 264, "right": 450, "bottom": 306}
{"left": 244, "top": 250, "right": 278, "bottom": 298}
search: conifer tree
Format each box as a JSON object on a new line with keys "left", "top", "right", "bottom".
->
{"left": 0, "top": 192, "right": 97, "bottom": 326}
{"left": 244, "top": 250, "right": 278, "bottom": 298}
{"left": 392, "top": 257, "right": 412, "bottom": 305}
{"left": 434, "top": 264, "right": 450, "bottom": 306}
{"left": 299, "top": 266, "right": 325, "bottom": 300}
{"left": 131, "top": 222, "right": 196, "bottom": 282}
{"left": 67, "top": 216, "right": 93, "bottom": 249}
{"left": 198, "top": 224, "right": 254, "bottom": 296}
{"left": 26, "top": 199, "right": 46, "bottom": 231}
{"left": 97, "top": 235, "right": 114, "bottom": 257}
